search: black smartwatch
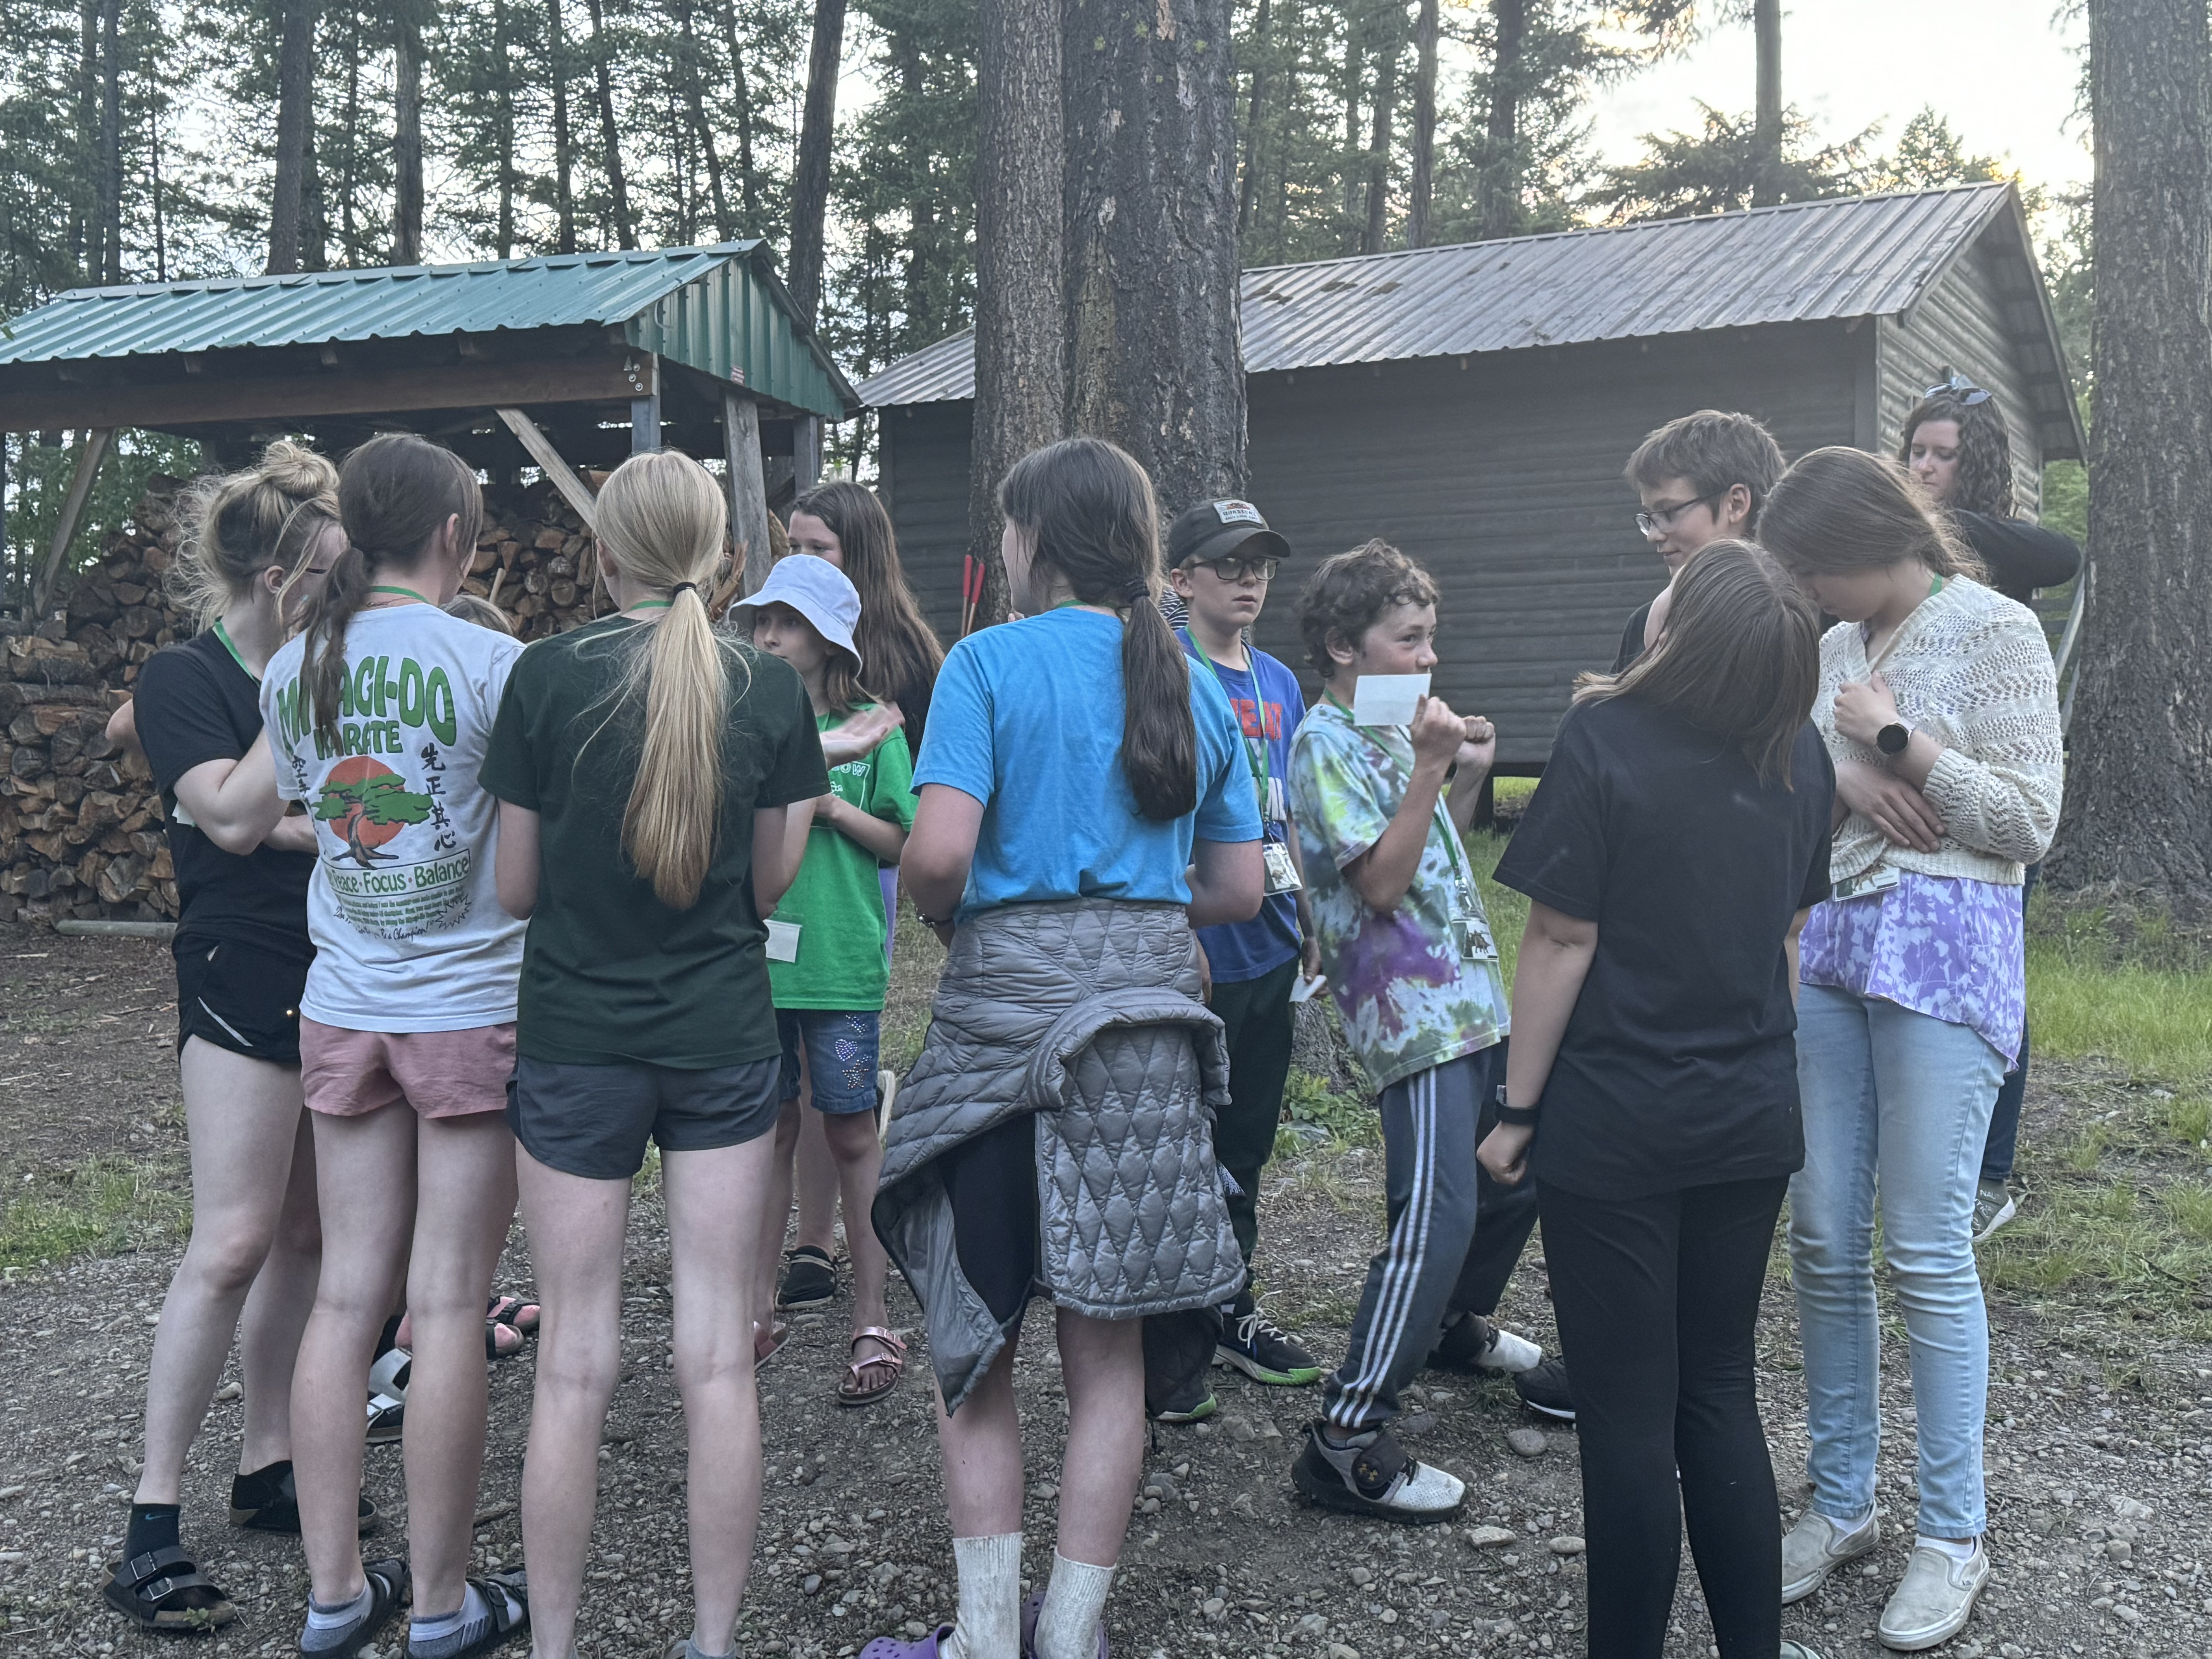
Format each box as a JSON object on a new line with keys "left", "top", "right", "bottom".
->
{"left": 1493, "top": 1084, "right": 1538, "bottom": 1127}
{"left": 1876, "top": 721, "right": 1912, "bottom": 756}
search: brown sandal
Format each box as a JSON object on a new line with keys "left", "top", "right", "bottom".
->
{"left": 753, "top": 1316, "right": 790, "bottom": 1373}
{"left": 837, "top": 1326, "right": 906, "bottom": 1407}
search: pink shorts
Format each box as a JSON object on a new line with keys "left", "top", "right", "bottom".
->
{"left": 301, "top": 1018, "right": 516, "bottom": 1120}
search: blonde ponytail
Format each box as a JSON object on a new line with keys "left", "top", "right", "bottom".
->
{"left": 592, "top": 451, "right": 737, "bottom": 910}
{"left": 170, "top": 440, "right": 341, "bottom": 632}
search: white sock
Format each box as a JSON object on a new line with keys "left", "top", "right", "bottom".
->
{"left": 941, "top": 1532, "right": 1021, "bottom": 1659}
{"left": 1916, "top": 1534, "right": 1981, "bottom": 1565}
{"left": 1034, "top": 1551, "right": 1114, "bottom": 1659}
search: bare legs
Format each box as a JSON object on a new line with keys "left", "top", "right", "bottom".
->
{"left": 792, "top": 1110, "right": 840, "bottom": 1259}
{"left": 818, "top": 1111, "right": 892, "bottom": 1363}
{"left": 935, "top": 1308, "right": 1146, "bottom": 1567}
{"left": 753, "top": 1103, "right": 806, "bottom": 1326}
{"left": 293, "top": 1106, "right": 516, "bottom": 1618}
{"left": 135, "top": 1039, "right": 320, "bottom": 1507}
{"left": 520, "top": 1134, "right": 777, "bottom": 1659}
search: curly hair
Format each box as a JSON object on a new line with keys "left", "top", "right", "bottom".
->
{"left": 1295, "top": 539, "right": 1440, "bottom": 680}
{"left": 1899, "top": 390, "right": 2016, "bottom": 519}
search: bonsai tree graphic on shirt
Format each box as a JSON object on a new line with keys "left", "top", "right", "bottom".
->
{"left": 315, "top": 756, "right": 434, "bottom": 867}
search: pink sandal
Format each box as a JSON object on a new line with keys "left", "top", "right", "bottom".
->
{"left": 837, "top": 1326, "right": 907, "bottom": 1407}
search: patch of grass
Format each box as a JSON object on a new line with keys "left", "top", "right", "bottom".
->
{"left": 1491, "top": 776, "right": 1538, "bottom": 805}
{"left": 0, "top": 1156, "right": 189, "bottom": 1271}
{"left": 2027, "top": 893, "right": 2212, "bottom": 1083}
{"left": 1273, "top": 1067, "right": 1379, "bottom": 1160}
{"left": 2167, "top": 1182, "right": 2212, "bottom": 1243}
{"left": 1464, "top": 828, "right": 1529, "bottom": 987}
{"left": 2164, "top": 1093, "right": 2211, "bottom": 1151}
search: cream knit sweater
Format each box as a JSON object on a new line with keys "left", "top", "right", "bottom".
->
{"left": 1815, "top": 575, "right": 2063, "bottom": 888}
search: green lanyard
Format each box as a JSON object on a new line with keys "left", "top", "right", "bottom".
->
{"left": 1186, "top": 632, "right": 1274, "bottom": 805}
{"left": 210, "top": 618, "right": 258, "bottom": 684}
{"left": 369, "top": 584, "right": 436, "bottom": 605}
{"left": 1325, "top": 687, "right": 1479, "bottom": 911}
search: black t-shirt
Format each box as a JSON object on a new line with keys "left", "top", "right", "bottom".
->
{"left": 480, "top": 616, "right": 830, "bottom": 1069}
{"left": 134, "top": 632, "right": 315, "bottom": 959}
{"left": 1610, "top": 602, "right": 1654, "bottom": 674}
{"left": 1951, "top": 510, "right": 2081, "bottom": 605}
{"left": 1494, "top": 696, "right": 1834, "bottom": 1200}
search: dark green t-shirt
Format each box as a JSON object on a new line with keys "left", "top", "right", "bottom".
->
{"left": 480, "top": 616, "right": 829, "bottom": 1068}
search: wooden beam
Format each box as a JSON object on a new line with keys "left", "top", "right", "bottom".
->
{"left": 28, "top": 428, "right": 113, "bottom": 620}
{"left": 793, "top": 415, "right": 823, "bottom": 488}
{"left": 724, "top": 389, "right": 773, "bottom": 595}
{"left": 627, "top": 352, "right": 660, "bottom": 454}
{"left": 0, "top": 352, "right": 640, "bottom": 434}
{"left": 495, "top": 407, "right": 598, "bottom": 531}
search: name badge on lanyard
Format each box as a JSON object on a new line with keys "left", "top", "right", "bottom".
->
{"left": 1262, "top": 838, "right": 1302, "bottom": 895}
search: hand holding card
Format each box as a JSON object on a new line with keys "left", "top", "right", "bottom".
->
{"left": 1351, "top": 673, "right": 1430, "bottom": 726}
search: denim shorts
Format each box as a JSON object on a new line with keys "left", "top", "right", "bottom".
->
{"left": 508, "top": 1053, "right": 782, "bottom": 1181}
{"left": 775, "top": 1009, "right": 881, "bottom": 1115}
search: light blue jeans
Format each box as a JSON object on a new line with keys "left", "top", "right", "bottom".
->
{"left": 1789, "top": 984, "right": 2006, "bottom": 1539}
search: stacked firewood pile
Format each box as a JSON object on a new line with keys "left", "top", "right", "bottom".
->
{"left": 0, "top": 476, "right": 677, "bottom": 924}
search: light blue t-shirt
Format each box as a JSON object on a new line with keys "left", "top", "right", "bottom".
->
{"left": 914, "top": 607, "right": 1261, "bottom": 920}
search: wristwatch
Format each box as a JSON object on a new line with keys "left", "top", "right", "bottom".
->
{"left": 1493, "top": 1084, "right": 1538, "bottom": 1128}
{"left": 1876, "top": 721, "right": 1912, "bottom": 756}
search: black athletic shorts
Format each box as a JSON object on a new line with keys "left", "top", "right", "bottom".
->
{"left": 507, "top": 1053, "right": 783, "bottom": 1182}
{"left": 172, "top": 936, "right": 311, "bottom": 1066}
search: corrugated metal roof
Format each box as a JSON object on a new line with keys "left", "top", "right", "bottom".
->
{"left": 0, "top": 242, "right": 859, "bottom": 419}
{"left": 860, "top": 185, "right": 2021, "bottom": 407}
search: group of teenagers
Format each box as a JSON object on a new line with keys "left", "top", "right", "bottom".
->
{"left": 91, "top": 368, "right": 2066, "bottom": 1659}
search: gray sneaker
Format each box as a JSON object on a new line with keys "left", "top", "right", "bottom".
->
{"left": 1781, "top": 1508, "right": 1880, "bottom": 1604}
{"left": 1970, "top": 1181, "right": 2018, "bottom": 1243}
{"left": 1877, "top": 1539, "right": 1989, "bottom": 1651}
{"left": 1780, "top": 1645, "right": 1829, "bottom": 1659}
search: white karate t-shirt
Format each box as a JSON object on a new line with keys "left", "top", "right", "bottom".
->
{"left": 261, "top": 602, "right": 526, "bottom": 1031}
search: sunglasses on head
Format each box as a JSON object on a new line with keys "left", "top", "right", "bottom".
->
{"left": 1924, "top": 373, "right": 1992, "bottom": 407}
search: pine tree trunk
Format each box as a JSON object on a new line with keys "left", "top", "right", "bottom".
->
{"left": 787, "top": 0, "right": 847, "bottom": 324}
{"left": 585, "top": 0, "right": 636, "bottom": 248}
{"left": 970, "top": 0, "right": 1065, "bottom": 628}
{"left": 675, "top": 0, "right": 729, "bottom": 239}
{"left": 1750, "top": 0, "right": 1781, "bottom": 207}
{"left": 1362, "top": 1, "right": 1403, "bottom": 254}
{"left": 266, "top": 0, "right": 316, "bottom": 275}
{"left": 894, "top": 29, "right": 932, "bottom": 328}
{"left": 1474, "top": 0, "right": 1524, "bottom": 240}
{"left": 393, "top": 0, "right": 424, "bottom": 264}
{"left": 1340, "top": 7, "right": 1364, "bottom": 229}
{"left": 546, "top": 0, "right": 575, "bottom": 251}
{"left": 74, "top": 0, "right": 95, "bottom": 275}
{"left": 148, "top": 97, "right": 166, "bottom": 280}
{"left": 1066, "top": 0, "right": 1246, "bottom": 510}
{"left": 96, "top": 0, "right": 121, "bottom": 283}
{"left": 494, "top": 0, "right": 515, "bottom": 257}
{"left": 340, "top": 12, "right": 361, "bottom": 262}
{"left": 1407, "top": 0, "right": 1438, "bottom": 247}
{"left": 717, "top": 0, "right": 758, "bottom": 227}
{"left": 2048, "top": 0, "right": 2212, "bottom": 895}
{"left": 1237, "top": 0, "right": 1272, "bottom": 237}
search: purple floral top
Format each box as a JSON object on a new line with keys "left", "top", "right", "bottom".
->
{"left": 1800, "top": 872, "right": 2026, "bottom": 1066}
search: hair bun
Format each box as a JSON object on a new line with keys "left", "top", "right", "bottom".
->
{"left": 258, "top": 439, "right": 340, "bottom": 499}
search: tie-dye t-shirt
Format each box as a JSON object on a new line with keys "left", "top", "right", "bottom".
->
{"left": 1288, "top": 700, "right": 1508, "bottom": 1091}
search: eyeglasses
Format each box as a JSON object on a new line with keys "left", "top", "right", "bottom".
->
{"left": 1188, "top": 555, "right": 1279, "bottom": 584}
{"left": 1923, "top": 374, "right": 1992, "bottom": 407}
{"left": 1635, "top": 492, "right": 1719, "bottom": 536}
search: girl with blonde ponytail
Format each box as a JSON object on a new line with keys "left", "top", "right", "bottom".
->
{"left": 482, "top": 449, "right": 829, "bottom": 1659}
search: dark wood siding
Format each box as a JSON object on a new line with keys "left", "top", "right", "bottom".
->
{"left": 1242, "top": 323, "right": 1859, "bottom": 764}
{"left": 1877, "top": 225, "right": 2049, "bottom": 512}
{"left": 878, "top": 402, "right": 975, "bottom": 646}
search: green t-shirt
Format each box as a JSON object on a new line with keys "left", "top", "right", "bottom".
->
{"left": 768, "top": 706, "right": 916, "bottom": 1011}
{"left": 480, "top": 615, "right": 829, "bottom": 1068}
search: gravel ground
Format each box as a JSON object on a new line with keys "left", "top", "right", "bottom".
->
{"left": 1, "top": 931, "right": 2209, "bottom": 1659}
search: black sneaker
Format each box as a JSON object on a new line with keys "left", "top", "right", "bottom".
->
{"left": 1291, "top": 1420, "right": 1465, "bottom": 1523}
{"left": 1215, "top": 1291, "right": 1322, "bottom": 1386}
{"left": 776, "top": 1245, "right": 838, "bottom": 1310}
{"left": 1426, "top": 1312, "right": 1544, "bottom": 1375}
{"left": 1513, "top": 1356, "right": 1576, "bottom": 1421}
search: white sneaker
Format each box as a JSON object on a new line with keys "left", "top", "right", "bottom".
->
{"left": 1970, "top": 1181, "right": 2018, "bottom": 1243}
{"left": 1878, "top": 1539, "right": 1989, "bottom": 1651}
{"left": 1781, "top": 1508, "right": 1880, "bottom": 1604}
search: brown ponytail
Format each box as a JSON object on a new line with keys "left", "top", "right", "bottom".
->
{"left": 305, "top": 436, "right": 483, "bottom": 750}
{"left": 591, "top": 450, "right": 738, "bottom": 910}
{"left": 999, "top": 438, "right": 1196, "bottom": 822}
{"left": 1759, "top": 447, "right": 1987, "bottom": 586}
{"left": 171, "top": 440, "right": 341, "bottom": 631}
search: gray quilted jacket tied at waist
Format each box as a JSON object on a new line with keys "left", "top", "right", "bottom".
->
{"left": 873, "top": 897, "right": 1243, "bottom": 1412}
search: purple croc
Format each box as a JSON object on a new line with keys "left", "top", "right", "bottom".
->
{"left": 859, "top": 1626, "right": 954, "bottom": 1659}
{"left": 1020, "top": 1590, "right": 1109, "bottom": 1659}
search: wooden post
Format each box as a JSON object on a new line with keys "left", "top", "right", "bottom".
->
{"left": 626, "top": 352, "right": 660, "bottom": 454}
{"left": 495, "top": 407, "right": 598, "bottom": 530}
{"left": 29, "top": 428, "right": 114, "bottom": 620}
{"left": 723, "top": 389, "right": 774, "bottom": 595}
{"left": 794, "top": 416, "right": 822, "bottom": 489}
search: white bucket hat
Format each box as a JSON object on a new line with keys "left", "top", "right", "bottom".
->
{"left": 733, "top": 553, "right": 863, "bottom": 671}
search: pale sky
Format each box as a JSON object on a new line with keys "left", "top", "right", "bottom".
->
{"left": 1585, "top": 1, "right": 2090, "bottom": 201}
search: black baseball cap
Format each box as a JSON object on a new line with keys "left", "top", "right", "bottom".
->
{"left": 1166, "top": 499, "right": 1291, "bottom": 569}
